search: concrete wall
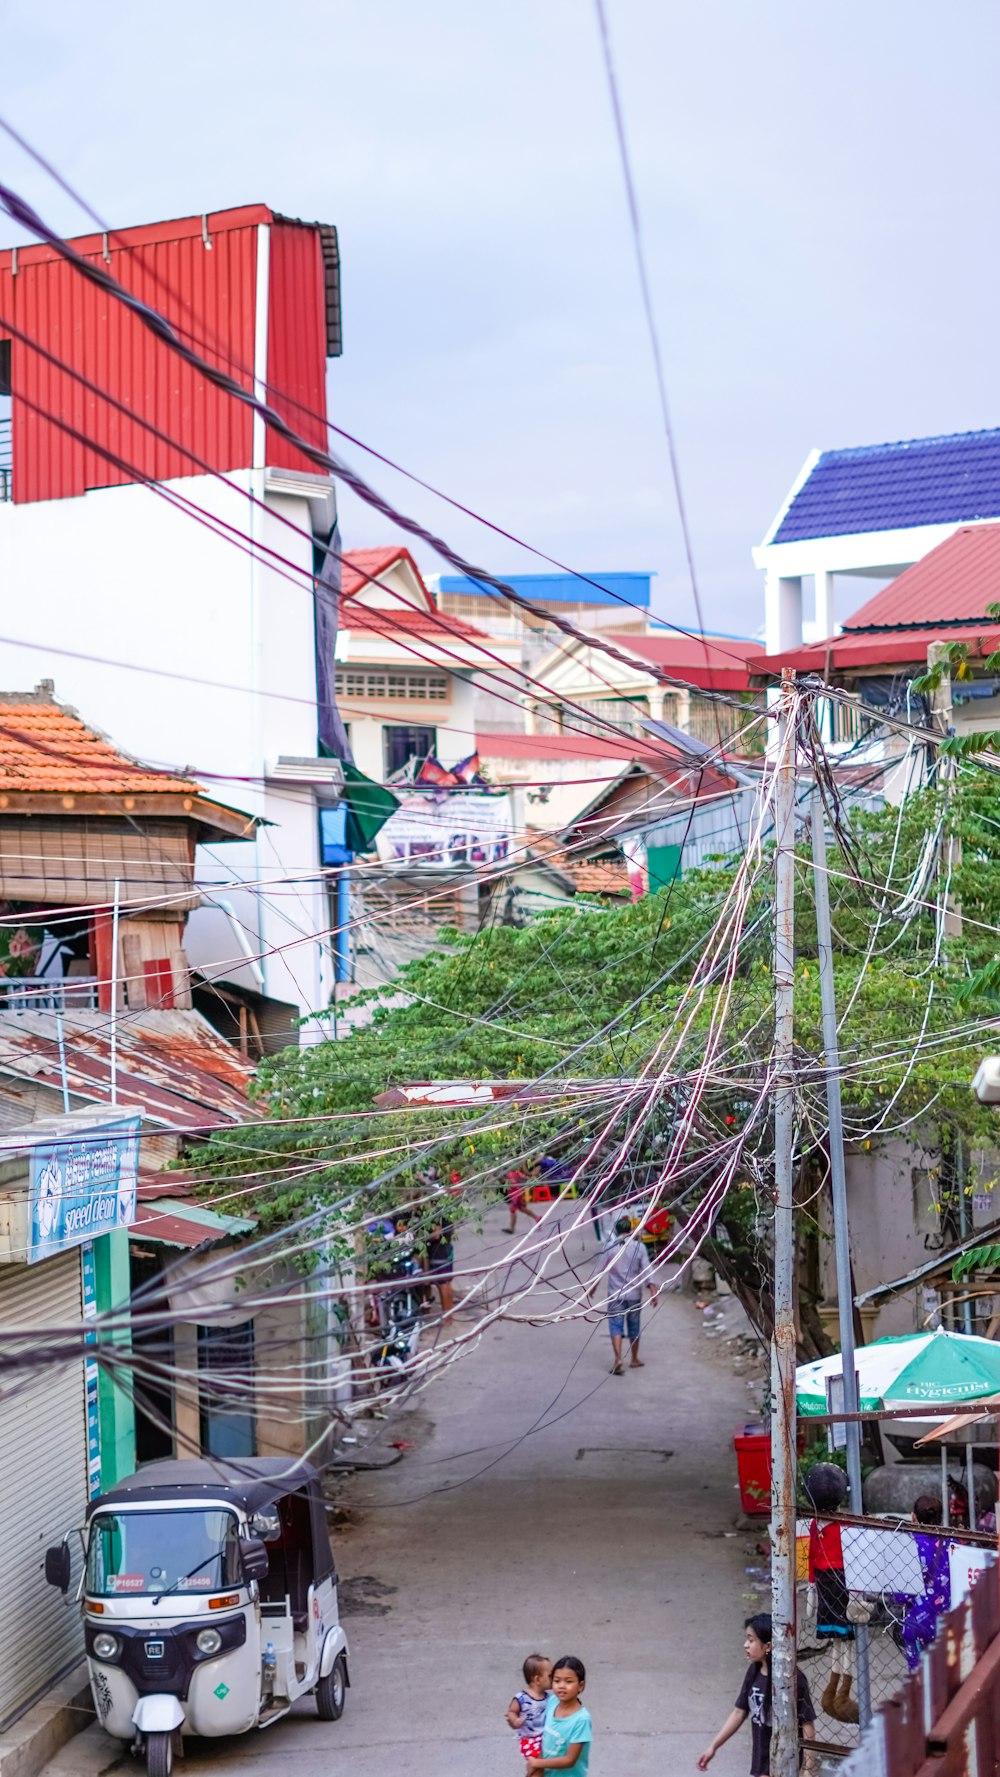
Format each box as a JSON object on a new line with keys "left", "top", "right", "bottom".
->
{"left": 0, "top": 473, "right": 332, "bottom": 1021}
{"left": 817, "top": 1138, "right": 938, "bottom": 1338}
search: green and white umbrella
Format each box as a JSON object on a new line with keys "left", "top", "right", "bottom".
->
{"left": 797, "top": 1329, "right": 1000, "bottom": 1418}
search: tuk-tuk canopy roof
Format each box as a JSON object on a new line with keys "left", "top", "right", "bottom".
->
{"left": 87, "top": 1457, "right": 323, "bottom": 1519}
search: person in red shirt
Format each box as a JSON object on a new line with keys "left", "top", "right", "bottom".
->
{"left": 805, "top": 1463, "right": 857, "bottom": 1724}
{"left": 504, "top": 1169, "right": 540, "bottom": 1234}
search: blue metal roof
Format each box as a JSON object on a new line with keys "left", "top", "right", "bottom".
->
{"left": 438, "top": 571, "right": 651, "bottom": 608}
{"left": 772, "top": 428, "right": 1000, "bottom": 544}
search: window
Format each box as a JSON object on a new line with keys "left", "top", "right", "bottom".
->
{"left": 85, "top": 1509, "right": 241, "bottom": 1595}
{"left": 336, "top": 669, "right": 448, "bottom": 703}
{"left": 198, "top": 1321, "right": 255, "bottom": 1458}
{"left": 384, "top": 725, "right": 436, "bottom": 777}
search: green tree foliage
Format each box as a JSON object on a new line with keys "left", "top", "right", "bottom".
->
{"left": 197, "top": 764, "right": 1000, "bottom": 1315}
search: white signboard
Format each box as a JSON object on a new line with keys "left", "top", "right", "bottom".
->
{"left": 841, "top": 1526, "right": 924, "bottom": 1596}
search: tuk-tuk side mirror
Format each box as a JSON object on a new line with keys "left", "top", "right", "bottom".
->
{"left": 45, "top": 1543, "right": 71, "bottom": 1593}
{"left": 240, "top": 1537, "right": 269, "bottom": 1584}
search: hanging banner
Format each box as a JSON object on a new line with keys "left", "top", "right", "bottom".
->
{"left": 375, "top": 789, "right": 513, "bottom": 867}
{"left": 29, "top": 1116, "right": 140, "bottom": 1265}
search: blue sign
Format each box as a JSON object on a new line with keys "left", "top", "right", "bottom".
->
{"left": 320, "top": 805, "right": 351, "bottom": 866}
{"left": 29, "top": 1117, "right": 140, "bottom": 1265}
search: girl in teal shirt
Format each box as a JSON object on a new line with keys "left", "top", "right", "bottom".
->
{"left": 526, "top": 1656, "right": 592, "bottom": 1776}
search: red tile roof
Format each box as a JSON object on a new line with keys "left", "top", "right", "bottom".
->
{"left": 0, "top": 695, "right": 201, "bottom": 795}
{"left": 340, "top": 599, "right": 490, "bottom": 642}
{"left": 840, "top": 524, "right": 1000, "bottom": 629}
{"left": 601, "top": 631, "right": 759, "bottom": 689}
{"left": 341, "top": 546, "right": 426, "bottom": 600}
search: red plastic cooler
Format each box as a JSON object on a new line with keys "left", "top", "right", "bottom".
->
{"left": 733, "top": 1423, "right": 771, "bottom": 1515}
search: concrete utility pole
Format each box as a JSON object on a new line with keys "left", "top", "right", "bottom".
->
{"left": 927, "top": 639, "right": 962, "bottom": 938}
{"left": 810, "top": 783, "right": 872, "bottom": 1727}
{"left": 770, "top": 669, "right": 798, "bottom": 1777}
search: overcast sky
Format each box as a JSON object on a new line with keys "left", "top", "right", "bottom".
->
{"left": 5, "top": 0, "right": 999, "bottom": 637}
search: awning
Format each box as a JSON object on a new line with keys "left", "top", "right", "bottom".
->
{"left": 129, "top": 1198, "right": 256, "bottom": 1250}
{"left": 855, "top": 1216, "right": 1000, "bottom": 1305}
{"left": 916, "top": 1397, "right": 1000, "bottom": 1445}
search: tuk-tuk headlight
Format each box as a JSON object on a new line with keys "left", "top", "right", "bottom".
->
{"left": 196, "top": 1628, "right": 222, "bottom": 1656}
{"left": 92, "top": 1632, "right": 120, "bottom": 1661}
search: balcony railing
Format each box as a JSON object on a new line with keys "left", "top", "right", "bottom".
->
{"left": 0, "top": 975, "right": 99, "bottom": 1011}
{"left": 0, "top": 415, "right": 10, "bottom": 502}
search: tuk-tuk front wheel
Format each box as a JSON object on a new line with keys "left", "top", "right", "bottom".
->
{"left": 145, "top": 1732, "right": 173, "bottom": 1777}
{"left": 315, "top": 1654, "right": 347, "bottom": 1721}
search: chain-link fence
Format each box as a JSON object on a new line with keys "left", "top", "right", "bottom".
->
{"left": 799, "top": 1509, "right": 996, "bottom": 1759}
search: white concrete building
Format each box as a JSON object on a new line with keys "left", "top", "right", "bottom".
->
{"left": 335, "top": 547, "right": 521, "bottom": 779}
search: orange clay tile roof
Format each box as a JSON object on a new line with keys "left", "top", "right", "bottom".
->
{"left": 570, "top": 858, "right": 630, "bottom": 896}
{"left": 0, "top": 697, "right": 200, "bottom": 796}
{"left": 522, "top": 828, "right": 630, "bottom": 897}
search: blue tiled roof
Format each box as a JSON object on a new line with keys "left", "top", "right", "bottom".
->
{"left": 772, "top": 428, "right": 1000, "bottom": 544}
{"left": 438, "top": 571, "right": 651, "bottom": 608}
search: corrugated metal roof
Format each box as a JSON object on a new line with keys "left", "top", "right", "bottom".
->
{"left": 130, "top": 1197, "right": 256, "bottom": 1249}
{"left": 600, "top": 632, "right": 758, "bottom": 690}
{"left": 265, "top": 219, "right": 330, "bottom": 474}
{"left": 438, "top": 572, "right": 653, "bottom": 609}
{"left": 0, "top": 1009, "right": 254, "bottom": 1129}
{"left": 772, "top": 429, "right": 1000, "bottom": 544}
{"left": 841, "top": 525, "right": 1000, "bottom": 630}
{"left": 0, "top": 205, "right": 334, "bottom": 503}
{"left": 749, "top": 622, "right": 1000, "bottom": 679}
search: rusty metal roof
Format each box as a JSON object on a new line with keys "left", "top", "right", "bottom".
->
{"left": 0, "top": 1009, "right": 256, "bottom": 1130}
{"left": 130, "top": 1197, "right": 256, "bottom": 1249}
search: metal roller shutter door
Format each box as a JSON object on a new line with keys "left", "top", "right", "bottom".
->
{"left": 0, "top": 1252, "right": 87, "bottom": 1728}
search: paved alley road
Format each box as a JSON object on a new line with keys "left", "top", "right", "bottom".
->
{"left": 44, "top": 1210, "right": 762, "bottom": 1777}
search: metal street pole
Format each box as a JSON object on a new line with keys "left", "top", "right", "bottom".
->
{"left": 770, "top": 670, "right": 799, "bottom": 1777}
{"left": 811, "top": 783, "right": 872, "bottom": 1727}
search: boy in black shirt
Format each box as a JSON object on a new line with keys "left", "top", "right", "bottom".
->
{"left": 698, "top": 1614, "right": 816, "bottom": 1776}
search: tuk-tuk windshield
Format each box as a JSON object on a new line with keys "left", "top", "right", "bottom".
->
{"left": 85, "top": 1508, "right": 242, "bottom": 1597}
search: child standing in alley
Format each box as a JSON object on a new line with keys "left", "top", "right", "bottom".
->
{"left": 698, "top": 1615, "right": 815, "bottom": 1775}
{"left": 506, "top": 1654, "right": 551, "bottom": 1765}
{"left": 526, "top": 1656, "right": 592, "bottom": 1775}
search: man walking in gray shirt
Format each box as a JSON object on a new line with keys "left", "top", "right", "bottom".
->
{"left": 598, "top": 1213, "right": 660, "bottom": 1375}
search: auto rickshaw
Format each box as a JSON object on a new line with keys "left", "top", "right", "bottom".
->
{"left": 44, "top": 1457, "right": 350, "bottom": 1777}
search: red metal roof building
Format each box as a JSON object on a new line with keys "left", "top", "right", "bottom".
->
{"left": 0, "top": 204, "right": 347, "bottom": 1029}
{"left": 0, "top": 205, "right": 339, "bottom": 501}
